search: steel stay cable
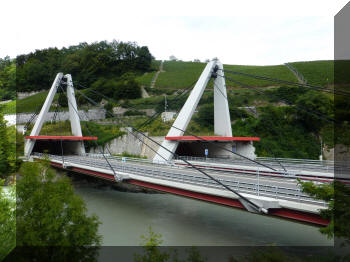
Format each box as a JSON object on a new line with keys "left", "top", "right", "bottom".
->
{"left": 55, "top": 83, "right": 66, "bottom": 165}
{"left": 74, "top": 84, "right": 170, "bottom": 162}
{"left": 223, "top": 69, "right": 350, "bottom": 96}
{"left": 74, "top": 88, "right": 269, "bottom": 213}
{"left": 220, "top": 74, "right": 336, "bottom": 123}
{"left": 23, "top": 103, "right": 43, "bottom": 132}
{"left": 78, "top": 84, "right": 280, "bottom": 172}
{"left": 58, "top": 85, "right": 124, "bottom": 181}
{"left": 73, "top": 88, "right": 171, "bottom": 163}
{"left": 135, "top": 82, "right": 196, "bottom": 129}
{"left": 213, "top": 82, "right": 287, "bottom": 172}
{"left": 74, "top": 80, "right": 197, "bottom": 130}
{"left": 69, "top": 85, "right": 169, "bottom": 163}
{"left": 73, "top": 77, "right": 280, "bottom": 171}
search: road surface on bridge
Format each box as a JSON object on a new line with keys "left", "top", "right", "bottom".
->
{"left": 35, "top": 153, "right": 327, "bottom": 206}
{"left": 31, "top": 153, "right": 330, "bottom": 225}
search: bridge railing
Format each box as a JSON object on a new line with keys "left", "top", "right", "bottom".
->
{"left": 174, "top": 155, "right": 339, "bottom": 173}
{"left": 34, "top": 153, "right": 328, "bottom": 207}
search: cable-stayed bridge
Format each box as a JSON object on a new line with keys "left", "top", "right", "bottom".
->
{"left": 23, "top": 59, "right": 345, "bottom": 226}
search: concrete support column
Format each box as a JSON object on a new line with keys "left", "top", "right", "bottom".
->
{"left": 66, "top": 74, "right": 85, "bottom": 154}
{"left": 214, "top": 61, "right": 232, "bottom": 137}
{"left": 24, "top": 73, "right": 63, "bottom": 157}
{"left": 153, "top": 60, "right": 217, "bottom": 162}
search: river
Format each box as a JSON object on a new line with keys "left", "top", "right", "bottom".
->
{"left": 74, "top": 185, "right": 333, "bottom": 246}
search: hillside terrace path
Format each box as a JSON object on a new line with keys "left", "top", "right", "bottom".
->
{"left": 284, "top": 62, "right": 307, "bottom": 85}
{"left": 150, "top": 60, "right": 164, "bottom": 88}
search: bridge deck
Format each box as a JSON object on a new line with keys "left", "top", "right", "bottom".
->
{"left": 32, "top": 153, "right": 331, "bottom": 226}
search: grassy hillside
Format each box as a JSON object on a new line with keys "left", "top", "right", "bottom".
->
{"left": 136, "top": 71, "right": 157, "bottom": 87}
{"left": 8, "top": 58, "right": 345, "bottom": 160}
{"left": 290, "top": 60, "right": 333, "bottom": 87}
{"left": 135, "top": 60, "right": 162, "bottom": 87}
{"left": 156, "top": 61, "right": 206, "bottom": 89}
{"left": 16, "top": 91, "right": 49, "bottom": 113}
{"left": 15, "top": 91, "right": 78, "bottom": 114}
{"left": 24, "top": 120, "right": 125, "bottom": 149}
{"left": 223, "top": 64, "right": 297, "bottom": 87}
{"left": 0, "top": 100, "right": 16, "bottom": 114}
{"left": 153, "top": 61, "right": 298, "bottom": 90}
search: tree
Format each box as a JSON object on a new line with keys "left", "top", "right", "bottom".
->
{"left": 16, "top": 40, "right": 154, "bottom": 92}
{"left": 135, "top": 227, "right": 170, "bottom": 262}
{"left": 134, "top": 227, "right": 207, "bottom": 262}
{"left": 295, "top": 91, "right": 334, "bottom": 133}
{"left": 104, "top": 102, "right": 114, "bottom": 118}
{"left": 169, "top": 56, "right": 177, "bottom": 61}
{"left": 195, "top": 104, "right": 214, "bottom": 128}
{"left": 0, "top": 181, "right": 16, "bottom": 261}
{"left": 0, "top": 114, "right": 10, "bottom": 178}
{"left": 113, "top": 74, "right": 141, "bottom": 100}
{"left": 299, "top": 180, "right": 350, "bottom": 246}
{"left": 136, "top": 46, "right": 153, "bottom": 71}
{"left": 16, "top": 161, "right": 102, "bottom": 247}
{"left": 0, "top": 59, "right": 16, "bottom": 101}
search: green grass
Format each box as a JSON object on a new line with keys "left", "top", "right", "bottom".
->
{"left": 135, "top": 60, "right": 162, "bottom": 87}
{"left": 135, "top": 71, "right": 157, "bottom": 87}
{"left": 156, "top": 61, "right": 206, "bottom": 89}
{"left": 151, "top": 60, "right": 161, "bottom": 71}
{"left": 154, "top": 61, "right": 298, "bottom": 90}
{"left": 24, "top": 121, "right": 73, "bottom": 137}
{"left": 0, "top": 100, "right": 16, "bottom": 114}
{"left": 129, "top": 115, "right": 215, "bottom": 136}
{"left": 16, "top": 91, "right": 49, "bottom": 113}
{"left": 15, "top": 91, "right": 69, "bottom": 114}
{"left": 223, "top": 64, "right": 298, "bottom": 87}
{"left": 290, "top": 60, "right": 334, "bottom": 87}
{"left": 126, "top": 95, "right": 166, "bottom": 109}
{"left": 113, "top": 152, "right": 147, "bottom": 159}
{"left": 15, "top": 90, "right": 96, "bottom": 114}
{"left": 24, "top": 120, "right": 125, "bottom": 148}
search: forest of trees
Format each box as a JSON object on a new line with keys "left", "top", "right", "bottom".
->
{"left": 0, "top": 57, "right": 16, "bottom": 101}
{"left": 5, "top": 40, "right": 152, "bottom": 103}
{"left": 0, "top": 114, "right": 18, "bottom": 179}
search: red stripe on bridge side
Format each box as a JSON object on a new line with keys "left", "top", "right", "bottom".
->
{"left": 165, "top": 136, "right": 260, "bottom": 141}
{"left": 49, "top": 161, "right": 330, "bottom": 226}
{"left": 269, "top": 209, "right": 329, "bottom": 226}
{"left": 50, "top": 162, "right": 115, "bottom": 181}
{"left": 126, "top": 179, "right": 245, "bottom": 209}
{"left": 126, "top": 179, "right": 329, "bottom": 226}
{"left": 26, "top": 136, "right": 97, "bottom": 140}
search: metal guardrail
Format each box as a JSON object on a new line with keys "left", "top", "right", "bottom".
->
{"left": 85, "top": 154, "right": 341, "bottom": 174}
{"left": 174, "top": 155, "right": 340, "bottom": 174}
{"left": 33, "top": 153, "right": 327, "bottom": 206}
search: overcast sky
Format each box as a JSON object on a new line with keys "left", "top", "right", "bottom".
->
{"left": 1, "top": 0, "right": 348, "bottom": 65}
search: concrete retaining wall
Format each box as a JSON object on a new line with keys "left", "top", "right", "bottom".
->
{"left": 17, "top": 90, "right": 44, "bottom": 100}
{"left": 15, "top": 109, "right": 106, "bottom": 124}
{"left": 87, "top": 132, "right": 257, "bottom": 160}
{"left": 88, "top": 129, "right": 164, "bottom": 159}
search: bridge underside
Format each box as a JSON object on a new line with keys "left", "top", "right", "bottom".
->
{"left": 48, "top": 160, "right": 329, "bottom": 226}
{"left": 175, "top": 141, "right": 256, "bottom": 159}
{"left": 32, "top": 140, "right": 85, "bottom": 155}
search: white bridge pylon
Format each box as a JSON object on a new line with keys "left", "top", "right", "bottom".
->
{"left": 24, "top": 73, "right": 85, "bottom": 157}
{"left": 153, "top": 59, "right": 232, "bottom": 162}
